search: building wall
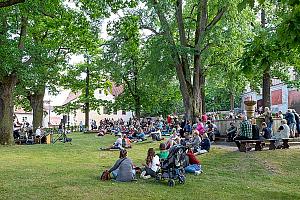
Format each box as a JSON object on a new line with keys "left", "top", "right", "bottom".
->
{"left": 241, "top": 83, "right": 299, "bottom": 114}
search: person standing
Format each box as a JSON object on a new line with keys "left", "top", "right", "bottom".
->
{"left": 285, "top": 109, "right": 296, "bottom": 137}
{"left": 292, "top": 109, "right": 300, "bottom": 137}
{"left": 263, "top": 107, "right": 273, "bottom": 129}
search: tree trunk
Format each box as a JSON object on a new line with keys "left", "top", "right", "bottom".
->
{"left": 230, "top": 92, "right": 235, "bottom": 111}
{"left": 135, "top": 96, "right": 141, "bottom": 120}
{"left": 28, "top": 87, "right": 45, "bottom": 132}
{"left": 261, "top": 9, "right": 271, "bottom": 109}
{"left": 85, "top": 66, "right": 90, "bottom": 130}
{"left": 200, "top": 74, "right": 206, "bottom": 114}
{"left": 262, "top": 66, "right": 271, "bottom": 109}
{"left": 0, "top": 75, "right": 17, "bottom": 145}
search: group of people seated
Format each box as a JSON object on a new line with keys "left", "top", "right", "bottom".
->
{"left": 13, "top": 121, "right": 48, "bottom": 144}
{"left": 101, "top": 116, "right": 217, "bottom": 182}
{"left": 233, "top": 114, "right": 294, "bottom": 150}
{"left": 106, "top": 143, "right": 203, "bottom": 183}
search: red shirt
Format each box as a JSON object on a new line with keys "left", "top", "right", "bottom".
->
{"left": 202, "top": 114, "right": 208, "bottom": 123}
{"left": 187, "top": 150, "right": 200, "bottom": 165}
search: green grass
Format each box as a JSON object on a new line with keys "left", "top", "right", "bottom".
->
{"left": 0, "top": 133, "right": 300, "bottom": 200}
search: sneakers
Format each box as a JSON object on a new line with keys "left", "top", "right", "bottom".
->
{"left": 194, "top": 170, "right": 202, "bottom": 175}
{"left": 140, "top": 171, "right": 151, "bottom": 179}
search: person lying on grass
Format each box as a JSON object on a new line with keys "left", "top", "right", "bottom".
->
{"left": 141, "top": 148, "right": 160, "bottom": 179}
{"left": 100, "top": 132, "right": 123, "bottom": 150}
{"left": 185, "top": 147, "right": 202, "bottom": 175}
{"left": 108, "top": 149, "right": 136, "bottom": 182}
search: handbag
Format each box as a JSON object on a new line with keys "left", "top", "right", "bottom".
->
{"left": 100, "top": 170, "right": 111, "bottom": 181}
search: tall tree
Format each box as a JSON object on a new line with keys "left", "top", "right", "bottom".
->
{"left": 145, "top": 0, "right": 231, "bottom": 120}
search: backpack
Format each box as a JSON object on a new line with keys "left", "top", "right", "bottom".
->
{"left": 100, "top": 170, "right": 111, "bottom": 181}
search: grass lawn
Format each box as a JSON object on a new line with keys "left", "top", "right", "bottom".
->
{"left": 0, "top": 132, "right": 300, "bottom": 200}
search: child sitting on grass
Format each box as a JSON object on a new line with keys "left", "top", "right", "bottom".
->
{"left": 157, "top": 143, "right": 169, "bottom": 159}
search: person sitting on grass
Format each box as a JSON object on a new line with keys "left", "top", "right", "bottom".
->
{"left": 157, "top": 143, "right": 169, "bottom": 160}
{"left": 165, "top": 129, "right": 179, "bottom": 149}
{"left": 196, "top": 120, "right": 206, "bottom": 136}
{"left": 141, "top": 148, "right": 160, "bottom": 179}
{"left": 184, "top": 147, "right": 202, "bottom": 175}
{"left": 122, "top": 135, "right": 132, "bottom": 148}
{"left": 195, "top": 133, "right": 210, "bottom": 155}
{"left": 108, "top": 149, "right": 136, "bottom": 182}
{"left": 137, "top": 128, "right": 146, "bottom": 141}
{"left": 187, "top": 130, "right": 201, "bottom": 152}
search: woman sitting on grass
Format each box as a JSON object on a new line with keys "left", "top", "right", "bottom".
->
{"left": 141, "top": 148, "right": 160, "bottom": 179}
{"left": 195, "top": 133, "right": 210, "bottom": 154}
{"left": 185, "top": 147, "right": 202, "bottom": 175}
{"left": 108, "top": 149, "right": 136, "bottom": 182}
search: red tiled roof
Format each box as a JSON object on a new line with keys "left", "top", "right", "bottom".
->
{"left": 62, "top": 92, "right": 81, "bottom": 105}
{"left": 111, "top": 84, "right": 124, "bottom": 97}
{"left": 14, "top": 108, "right": 32, "bottom": 114}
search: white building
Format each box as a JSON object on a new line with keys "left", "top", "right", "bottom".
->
{"left": 42, "top": 84, "right": 133, "bottom": 129}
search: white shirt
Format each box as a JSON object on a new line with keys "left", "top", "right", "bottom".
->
{"left": 280, "top": 124, "right": 290, "bottom": 138}
{"left": 115, "top": 138, "right": 122, "bottom": 148}
{"left": 35, "top": 128, "right": 42, "bottom": 136}
{"left": 149, "top": 155, "right": 160, "bottom": 172}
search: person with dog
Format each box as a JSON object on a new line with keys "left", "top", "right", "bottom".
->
{"left": 108, "top": 149, "right": 136, "bottom": 182}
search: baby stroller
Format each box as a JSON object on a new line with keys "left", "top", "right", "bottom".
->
{"left": 156, "top": 144, "right": 188, "bottom": 187}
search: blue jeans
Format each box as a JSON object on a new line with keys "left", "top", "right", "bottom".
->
{"left": 185, "top": 164, "right": 201, "bottom": 173}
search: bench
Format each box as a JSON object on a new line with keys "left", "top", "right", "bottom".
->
{"left": 235, "top": 140, "right": 265, "bottom": 152}
{"left": 236, "top": 138, "right": 296, "bottom": 152}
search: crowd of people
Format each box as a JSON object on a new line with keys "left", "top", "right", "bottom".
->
{"left": 229, "top": 107, "right": 300, "bottom": 150}
{"left": 100, "top": 115, "right": 216, "bottom": 182}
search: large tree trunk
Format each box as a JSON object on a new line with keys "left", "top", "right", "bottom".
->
{"left": 262, "top": 67, "right": 271, "bottom": 109}
{"left": 261, "top": 9, "right": 271, "bottom": 109}
{"left": 134, "top": 96, "right": 141, "bottom": 120}
{"left": 0, "top": 75, "right": 17, "bottom": 145}
{"left": 85, "top": 66, "right": 90, "bottom": 130}
{"left": 200, "top": 74, "right": 206, "bottom": 114}
{"left": 28, "top": 87, "right": 45, "bottom": 132}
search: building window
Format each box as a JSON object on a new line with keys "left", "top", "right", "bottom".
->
{"left": 22, "top": 117, "right": 27, "bottom": 122}
{"left": 122, "top": 110, "right": 126, "bottom": 115}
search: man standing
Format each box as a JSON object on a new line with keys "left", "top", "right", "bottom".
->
{"left": 292, "top": 109, "right": 300, "bottom": 137}
{"left": 285, "top": 109, "right": 296, "bottom": 137}
{"left": 234, "top": 115, "right": 252, "bottom": 150}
